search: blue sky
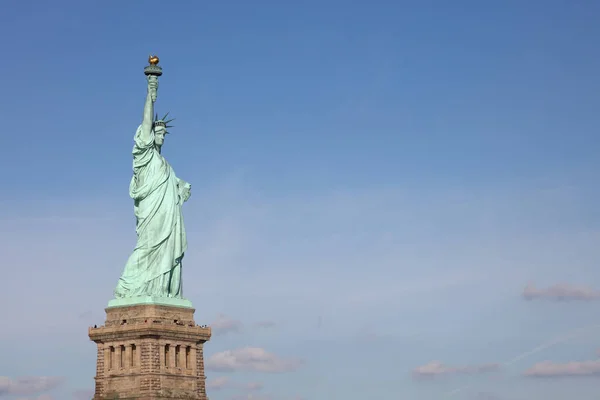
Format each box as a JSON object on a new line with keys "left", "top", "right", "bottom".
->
{"left": 1, "top": 0, "right": 600, "bottom": 399}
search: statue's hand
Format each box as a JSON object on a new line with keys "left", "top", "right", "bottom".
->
{"left": 147, "top": 75, "right": 158, "bottom": 102}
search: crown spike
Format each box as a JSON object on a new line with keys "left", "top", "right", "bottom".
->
{"left": 152, "top": 111, "right": 175, "bottom": 132}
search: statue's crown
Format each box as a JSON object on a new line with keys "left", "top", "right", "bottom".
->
{"left": 153, "top": 112, "right": 175, "bottom": 133}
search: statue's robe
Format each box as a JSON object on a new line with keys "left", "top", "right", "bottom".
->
{"left": 114, "top": 125, "right": 187, "bottom": 298}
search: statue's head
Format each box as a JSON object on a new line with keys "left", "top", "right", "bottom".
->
{"left": 153, "top": 112, "right": 174, "bottom": 148}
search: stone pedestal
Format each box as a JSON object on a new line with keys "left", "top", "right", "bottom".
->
{"left": 89, "top": 303, "right": 211, "bottom": 400}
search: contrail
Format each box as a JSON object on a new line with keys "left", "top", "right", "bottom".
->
{"left": 506, "top": 324, "right": 600, "bottom": 366}
{"left": 445, "top": 323, "right": 600, "bottom": 397}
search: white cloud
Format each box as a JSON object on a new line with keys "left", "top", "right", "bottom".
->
{"left": 206, "top": 347, "right": 303, "bottom": 373}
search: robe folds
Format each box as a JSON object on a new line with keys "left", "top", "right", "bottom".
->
{"left": 114, "top": 125, "right": 187, "bottom": 298}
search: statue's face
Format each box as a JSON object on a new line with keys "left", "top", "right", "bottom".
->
{"left": 154, "top": 126, "right": 166, "bottom": 146}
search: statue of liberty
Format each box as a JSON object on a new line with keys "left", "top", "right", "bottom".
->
{"left": 113, "top": 56, "right": 191, "bottom": 301}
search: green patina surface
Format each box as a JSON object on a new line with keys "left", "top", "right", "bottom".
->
{"left": 110, "top": 59, "right": 193, "bottom": 308}
{"left": 107, "top": 296, "right": 193, "bottom": 309}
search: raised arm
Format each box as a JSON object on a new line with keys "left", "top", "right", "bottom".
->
{"left": 140, "top": 76, "right": 158, "bottom": 142}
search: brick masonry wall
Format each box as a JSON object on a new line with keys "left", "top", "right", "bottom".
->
{"left": 94, "top": 344, "right": 105, "bottom": 397}
{"left": 90, "top": 304, "right": 211, "bottom": 399}
{"left": 140, "top": 339, "right": 161, "bottom": 392}
{"left": 196, "top": 343, "right": 207, "bottom": 399}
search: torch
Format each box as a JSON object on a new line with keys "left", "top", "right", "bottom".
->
{"left": 144, "top": 55, "right": 162, "bottom": 102}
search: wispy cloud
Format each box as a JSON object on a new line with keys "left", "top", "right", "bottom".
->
{"left": 524, "top": 360, "right": 600, "bottom": 378}
{"left": 206, "top": 347, "right": 303, "bottom": 373}
{"left": 71, "top": 389, "right": 94, "bottom": 400}
{"left": 206, "top": 376, "right": 231, "bottom": 390}
{"left": 227, "top": 395, "right": 304, "bottom": 400}
{"left": 1, "top": 177, "right": 598, "bottom": 399}
{"left": 446, "top": 324, "right": 600, "bottom": 397}
{"left": 206, "top": 376, "right": 263, "bottom": 391}
{"left": 228, "top": 395, "right": 273, "bottom": 400}
{"left": 243, "top": 382, "right": 264, "bottom": 391}
{"left": 210, "top": 315, "right": 277, "bottom": 336}
{"left": 523, "top": 283, "right": 600, "bottom": 301}
{"left": 211, "top": 314, "right": 243, "bottom": 336}
{"left": 473, "top": 393, "right": 503, "bottom": 400}
{"left": 255, "top": 320, "right": 276, "bottom": 329}
{"left": 412, "top": 361, "right": 499, "bottom": 379}
{"left": 13, "top": 395, "right": 55, "bottom": 400}
{"left": 0, "top": 376, "right": 64, "bottom": 396}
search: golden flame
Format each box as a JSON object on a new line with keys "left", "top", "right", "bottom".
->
{"left": 148, "top": 55, "right": 160, "bottom": 65}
